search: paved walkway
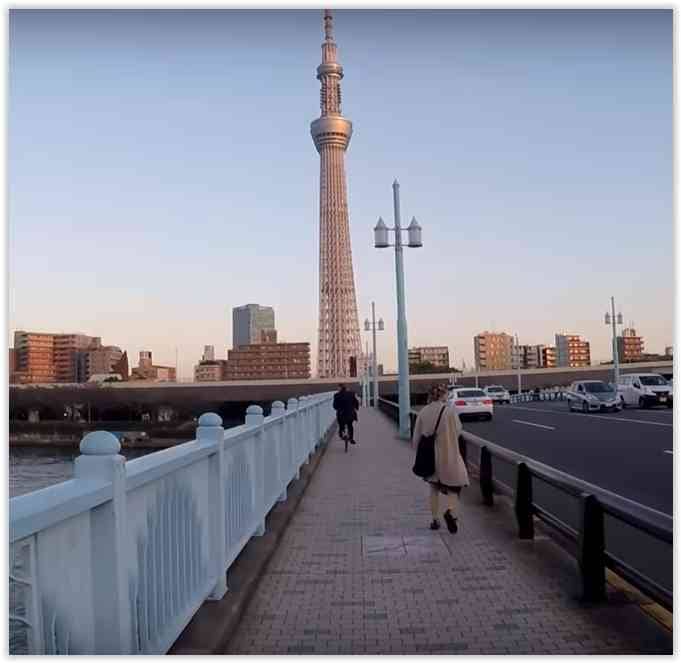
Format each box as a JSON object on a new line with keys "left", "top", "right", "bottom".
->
{"left": 226, "top": 408, "right": 671, "bottom": 654}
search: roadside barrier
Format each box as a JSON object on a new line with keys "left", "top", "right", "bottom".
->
{"left": 379, "top": 397, "right": 672, "bottom": 611}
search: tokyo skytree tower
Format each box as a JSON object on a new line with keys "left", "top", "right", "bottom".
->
{"left": 311, "top": 9, "right": 362, "bottom": 378}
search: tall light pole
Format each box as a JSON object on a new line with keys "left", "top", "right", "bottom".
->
{"left": 364, "top": 302, "right": 384, "bottom": 408}
{"left": 605, "top": 296, "right": 623, "bottom": 384}
{"left": 374, "top": 180, "right": 422, "bottom": 439}
{"left": 515, "top": 333, "right": 521, "bottom": 394}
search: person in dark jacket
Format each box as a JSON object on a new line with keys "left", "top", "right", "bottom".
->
{"left": 333, "top": 384, "right": 360, "bottom": 444}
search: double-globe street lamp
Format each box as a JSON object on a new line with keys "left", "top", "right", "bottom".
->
{"left": 374, "top": 180, "right": 423, "bottom": 440}
{"left": 364, "top": 301, "right": 384, "bottom": 408}
{"left": 605, "top": 296, "right": 624, "bottom": 385}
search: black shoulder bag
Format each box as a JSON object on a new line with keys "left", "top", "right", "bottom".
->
{"left": 412, "top": 405, "right": 446, "bottom": 479}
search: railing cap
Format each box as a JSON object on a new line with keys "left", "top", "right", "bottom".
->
{"left": 198, "top": 412, "right": 223, "bottom": 427}
{"left": 80, "top": 431, "right": 121, "bottom": 455}
{"left": 246, "top": 404, "right": 263, "bottom": 415}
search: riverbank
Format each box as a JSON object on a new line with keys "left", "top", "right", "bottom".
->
{"left": 10, "top": 433, "right": 189, "bottom": 449}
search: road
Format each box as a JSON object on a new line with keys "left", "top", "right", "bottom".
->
{"left": 461, "top": 400, "right": 673, "bottom": 516}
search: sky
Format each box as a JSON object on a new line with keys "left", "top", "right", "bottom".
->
{"left": 9, "top": 9, "right": 672, "bottom": 378}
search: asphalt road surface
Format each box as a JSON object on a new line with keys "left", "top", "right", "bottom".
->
{"left": 462, "top": 400, "right": 673, "bottom": 516}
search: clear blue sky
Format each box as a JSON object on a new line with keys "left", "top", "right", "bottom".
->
{"left": 9, "top": 9, "right": 672, "bottom": 377}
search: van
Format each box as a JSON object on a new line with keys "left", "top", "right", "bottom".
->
{"left": 617, "top": 373, "right": 672, "bottom": 409}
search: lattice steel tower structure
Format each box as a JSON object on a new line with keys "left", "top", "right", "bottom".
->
{"left": 311, "top": 9, "right": 361, "bottom": 378}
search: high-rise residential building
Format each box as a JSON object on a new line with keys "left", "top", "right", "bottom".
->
{"left": 617, "top": 328, "right": 644, "bottom": 363}
{"left": 311, "top": 10, "right": 361, "bottom": 378}
{"left": 13, "top": 331, "right": 56, "bottom": 383}
{"left": 555, "top": 333, "right": 591, "bottom": 367}
{"left": 474, "top": 332, "right": 514, "bottom": 370}
{"left": 408, "top": 346, "right": 450, "bottom": 369}
{"left": 542, "top": 346, "right": 557, "bottom": 368}
{"left": 53, "top": 334, "right": 101, "bottom": 382}
{"left": 224, "top": 342, "right": 311, "bottom": 380}
{"left": 9, "top": 348, "right": 16, "bottom": 377}
{"left": 130, "top": 351, "right": 176, "bottom": 382}
{"left": 232, "top": 304, "right": 276, "bottom": 348}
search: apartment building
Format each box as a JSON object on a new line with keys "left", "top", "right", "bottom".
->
{"left": 224, "top": 342, "right": 310, "bottom": 380}
{"left": 86, "top": 345, "right": 123, "bottom": 377}
{"left": 555, "top": 333, "right": 591, "bottom": 367}
{"left": 474, "top": 332, "right": 514, "bottom": 370}
{"left": 542, "top": 346, "right": 557, "bottom": 368}
{"left": 408, "top": 346, "right": 450, "bottom": 369}
{"left": 194, "top": 360, "right": 229, "bottom": 382}
{"left": 617, "top": 328, "right": 644, "bottom": 363}
{"left": 13, "top": 331, "right": 56, "bottom": 383}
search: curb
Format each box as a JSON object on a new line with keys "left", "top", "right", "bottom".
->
{"left": 168, "top": 424, "right": 337, "bottom": 655}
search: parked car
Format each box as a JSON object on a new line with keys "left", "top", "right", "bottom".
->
{"left": 483, "top": 385, "right": 511, "bottom": 404}
{"left": 448, "top": 387, "right": 493, "bottom": 421}
{"left": 567, "top": 380, "right": 621, "bottom": 413}
{"left": 617, "top": 373, "right": 673, "bottom": 409}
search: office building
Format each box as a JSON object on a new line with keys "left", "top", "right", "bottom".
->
{"left": 130, "top": 351, "right": 176, "bottom": 382}
{"left": 474, "top": 332, "right": 514, "bottom": 370}
{"left": 203, "top": 345, "right": 215, "bottom": 362}
{"left": 87, "top": 345, "right": 124, "bottom": 378}
{"left": 232, "top": 304, "right": 276, "bottom": 348}
{"left": 617, "top": 328, "right": 644, "bottom": 363}
{"left": 555, "top": 333, "right": 591, "bottom": 367}
{"left": 224, "top": 342, "right": 311, "bottom": 380}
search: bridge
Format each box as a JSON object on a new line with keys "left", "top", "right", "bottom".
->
{"left": 9, "top": 391, "right": 672, "bottom": 654}
{"left": 9, "top": 360, "right": 673, "bottom": 423}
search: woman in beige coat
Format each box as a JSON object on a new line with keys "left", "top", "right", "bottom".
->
{"left": 412, "top": 384, "right": 469, "bottom": 533}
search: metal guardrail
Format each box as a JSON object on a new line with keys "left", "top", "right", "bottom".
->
{"left": 378, "top": 397, "right": 673, "bottom": 611}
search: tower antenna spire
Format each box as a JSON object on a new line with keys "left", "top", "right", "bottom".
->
{"left": 324, "top": 8, "right": 334, "bottom": 41}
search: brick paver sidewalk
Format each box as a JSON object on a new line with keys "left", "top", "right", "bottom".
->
{"left": 226, "top": 408, "right": 671, "bottom": 654}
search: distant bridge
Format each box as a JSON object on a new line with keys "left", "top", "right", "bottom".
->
{"left": 9, "top": 361, "right": 672, "bottom": 421}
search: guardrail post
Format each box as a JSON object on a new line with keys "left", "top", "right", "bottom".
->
{"left": 515, "top": 462, "right": 534, "bottom": 539}
{"left": 287, "top": 398, "right": 300, "bottom": 480}
{"left": 458, "top": 434, "right": 467, "bottom": 467}
{"left": 271, "top": 401, "right": 287, "bottom": 502}
{"left": 74, "top": 431, "right": 132, "bottom": 653}
{"left": 196, "top": 413, "right": 228, "bottom": 600}
{"left": 480, "top": 446, "right": 494, "bottom": 506}
{"left": 578, "top": 493, "right": 606, "bottom": 602}
{"left": 245, "top": 405, "right": 266, "bottom": 536}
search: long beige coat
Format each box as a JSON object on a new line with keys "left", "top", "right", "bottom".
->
{"left": 412, "top": 401, "right": 469, "bottom": 488}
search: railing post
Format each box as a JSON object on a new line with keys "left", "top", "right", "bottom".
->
{"left": 196, "top": 413, "right": 227, "bottom": 600}
{"left": 579, "top": 493, "right": 606, "bottom": 602}
{"left": 515, "top": 462, "right": 534, "bottom": 539}
{"left": 287, "top": 398, "right": 300, "bottom": 480}
{"left": 271, "top": 401, "right": 287, "bottom": 502}
{"left": 480, "top": 446, "right": 494, "bottom": 506}
{"left": 74, "top": 431, "right": 132, "bottom": 654}
{"left": 245, "top": 405, "right": 266, "bottom": 536}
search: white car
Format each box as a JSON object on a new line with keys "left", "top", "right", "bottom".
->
{"left": 448, "top": 387, "right": 493, "bottom": 421}
{"left": 567, "top": 380, "right": 621, "bottom": 413}
{"left": 617, "top": 373, "right": 673, "bottom": 409}
{"left": 483, "top": 385, "right": 510, "bottom": 404}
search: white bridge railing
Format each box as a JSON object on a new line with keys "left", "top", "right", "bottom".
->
{"left": 9, "top": 393, "right": 336, "bottom": 654}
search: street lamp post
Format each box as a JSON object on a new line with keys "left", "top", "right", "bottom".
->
{"left": 364, "top": 302, "right": 384, "bottom": 408}
{"left": 374, "top": 180, "right": 422, "bottom": 439}
{"left": 605, "top": 296, "right": 623, "bottom": 384}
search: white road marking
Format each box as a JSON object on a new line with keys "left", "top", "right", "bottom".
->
{"left": 512, "top": 419, "right": 556, "bottom": 431}
{"left": 664, "top": 450, "right": 673, "bottom": 454}
{"left": 505, "top": 405, "right": 672, "bottom": 427}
